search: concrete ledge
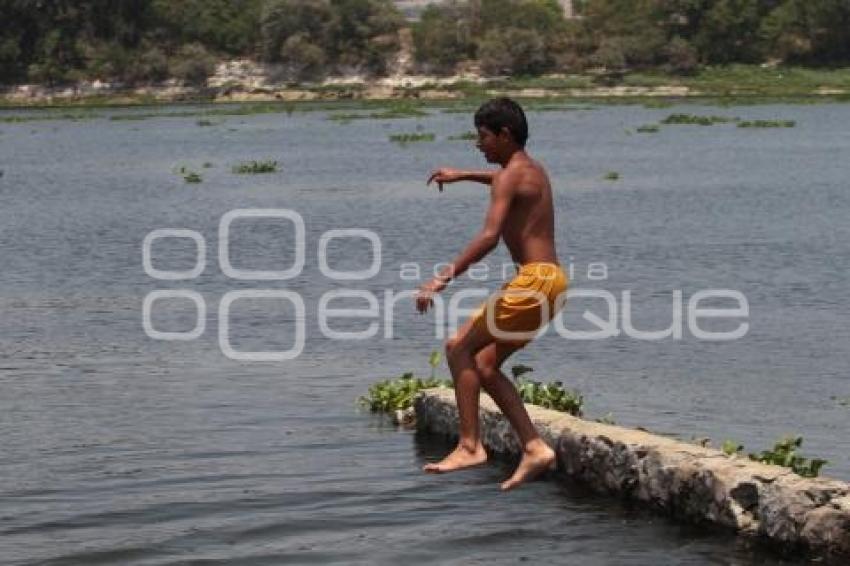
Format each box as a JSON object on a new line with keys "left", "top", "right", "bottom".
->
{"left": 414, "top": 388, "right": 850, "bottom": 557}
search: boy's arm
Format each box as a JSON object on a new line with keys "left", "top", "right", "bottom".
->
{"left": 416, "top": 173, "right": 515, "bottom": 312}
{"left": 427, "top": 168, "right": 496, "bottom": 192}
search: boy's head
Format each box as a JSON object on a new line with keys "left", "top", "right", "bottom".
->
{"left": 474, "top": 97, "right": 528, "bottom": 149}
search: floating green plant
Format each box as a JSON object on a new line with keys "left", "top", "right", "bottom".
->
{"left": 636, "top": 124, "right": 660, "bottom": 133}
{"left": 108, "top": 103, "right": 302, "bottom": 122}
{"left": 202, "top": 162, "right": 214, "bottom": 168}
{"left": 525, "top": 105, "right": 583, "bottom": 112}
{"left": 831, "top": 395, "right": 850, "bottom": 406}
{"left": 515, "top": 379, "right": 583, "bottom": 416}
{"left": 722, "top": 440, "right": 744, "bottom": 456}
{"left": 737, "top": 119, "right": 796, "bottom": 128}
{"left": 109, "top": 114, "right": 151, "bottom": 121}
{"left": 360, "top": 373, "right": 452, "bottom": 412}
{"left": 604, "top": 171, "right": 620, "bottom": 181}
{"left": 374, "top": 102, "right": 429, "bottom": 119}
{"left": 661, "top": 113, "right": 735, "bottom": 126}
{"left": 447, "top": 131, "right": 477, "bottom": 141}
{"left": 173, "top": 165, "right": 203, "bottom": 183}
{"left": 428, "top": 350, "right": 441, "bottom": 380}
{"left": 1, "top": 111, "right": 98, "bottom": 123}
{"left": 723, "top": 436, "right": 827, "bottom": 477}
{"left": 641, "top": 99, "right": 675, "bottom": 109}
{"left": 361, "top": 355, "right": 582, "bottom": 415}
{"left": 327, "top": 112, "right": 363, "bottom": 122}
{"left": 329, "top": 102, "right": 428, "bottom": 122}
{"left": 441, "top": 106, "right": 477, "bottom": 114}
{"left": 748, "top": 436, "right": 827, "bottom": 478}
{"left": 389, "top": 132, "right": 435, "bottom": 145}
{"left": 510, "top": 366, "right": 583, "bottom": 416}
{"left": 196, "top": 119, "right": 216, "bottom": 127}
{"left": 232, "top": 160, "right": 279, "bottom": 174}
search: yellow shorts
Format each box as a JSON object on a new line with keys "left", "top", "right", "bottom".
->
{"left": 470, "top": 262, "right": 568, "bottom": 347}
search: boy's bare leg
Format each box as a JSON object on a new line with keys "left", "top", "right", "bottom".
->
{"left": 475, "top": 342, "right": 556, "bottom": 490}
{"left": 423, "top": 321, "right": 492, "bottom": 473}
{"left": 422, "top": 323, "right": 556, "bottom": 487}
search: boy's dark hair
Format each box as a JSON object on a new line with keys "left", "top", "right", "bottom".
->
{"left": 474, "top": 97, "right": 528, "bottom": 148}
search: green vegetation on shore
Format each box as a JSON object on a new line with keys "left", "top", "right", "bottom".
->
{"left": 2, "top": 1, "right": 850, "bottom": 96}
{"left": 4, "top": 67, "right": 850, "bottom": 111}
{"left": 414, "top": 0, "right": 850, "bottom": 77}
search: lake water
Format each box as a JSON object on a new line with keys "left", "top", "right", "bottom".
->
{"left": 1, "top": 100, "right": 848, "bottom": 564}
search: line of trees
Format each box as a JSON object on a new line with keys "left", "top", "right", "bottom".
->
{"left": 413, "top": 0, "right": 850, "bottom": 75}
{"left": 0, "top": 0, "right": 403, "bottom": 85}
{"left": 1, "top": 0, "right": 849, "bottom": 86}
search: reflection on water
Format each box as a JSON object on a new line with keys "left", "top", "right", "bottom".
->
{"left": 1, "top": 102, "right": 848, "bottom": 564}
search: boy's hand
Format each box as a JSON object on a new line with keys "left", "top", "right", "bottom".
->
{"left": 415, "top": 277, "right": 448, "bottom": 313}
{"left": 427, "top": 168, "right": 464, "bottom": 192}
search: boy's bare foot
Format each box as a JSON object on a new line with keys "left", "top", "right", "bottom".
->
{"left": 423, "top": 442, "right": 488, "bottom": 474}
{"left": 500, "top": 442, "right": 556, "bottom": 491}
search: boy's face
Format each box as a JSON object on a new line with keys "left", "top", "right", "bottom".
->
{"left": 476, "top": 126, "right": 510, "bottom": 163}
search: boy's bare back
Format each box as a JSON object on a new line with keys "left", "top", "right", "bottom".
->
{"left": 493, "top": 154, "right": 558, "bottom": 267}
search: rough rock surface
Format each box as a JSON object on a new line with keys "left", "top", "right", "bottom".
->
{"left": 414, "top": 388, "right": 850, "bottom": 558}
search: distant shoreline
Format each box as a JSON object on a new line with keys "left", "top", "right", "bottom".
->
{"left": 2, "top": 65, "right": 850, "bottom": 109}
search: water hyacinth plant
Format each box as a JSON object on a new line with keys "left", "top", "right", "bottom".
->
{"left": 389, "top": 132, "right": 435, "bottom": 145}
{"left": 328, "top": 102, "right": 428, "bottom": 122}
{"left": 360, "top": 373, "right": 452, "bottom": 413}
{"left": 372, "top": 102, "right": 429, "bottom": 119}
{"left": 831, "top": 395, "right": 850, "bottom": 406}
{"left": 361, "top": 355, "right": 583, "bottom": 416}
{"left": 232, "top": 160, "right": 278, "bottom": 174}
{"left": 737, "top": 119, "right": 796, "bottom": 128}
{"left": 722, "top": 435, "right": 827, "bottom": 477}
{"left": 604, "top": 171, "right": 620, "bottom": 181}
{"left": 174, "top": 165, "right": 202, "bottom": 183}
{"left": 428, "top": 350, "right": 441, "bottom": 379}
{"left": 748, "top": 436, "right": 828, "bottom": 478}
{"left": 661, "top": 113, "right": 735, "bottom": 126}
{"left": 514, "top": 379, "right": 583, "bottom": 415}
{"left": 447, "top": 131, "right": 477, "bottom": 141}
{"left": 510, "top": 366, "right": 583, "bottom": 416}
{"left": 722, "top": 440, "right": 744, "bottom": 456}
{"left": 636, "top": 124, "right": 660, "bottom": 133}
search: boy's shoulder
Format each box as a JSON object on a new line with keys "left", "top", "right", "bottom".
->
{"left": 500, "top": 157, "right": 546, "bottom": 184}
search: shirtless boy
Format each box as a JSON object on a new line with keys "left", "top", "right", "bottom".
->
{"left": 415, "top": 97, "right": 568, "bottom": 491}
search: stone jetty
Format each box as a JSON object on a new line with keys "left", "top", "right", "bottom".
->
{"left": 414, "top": 388, "right": 850, "bottom": 558}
